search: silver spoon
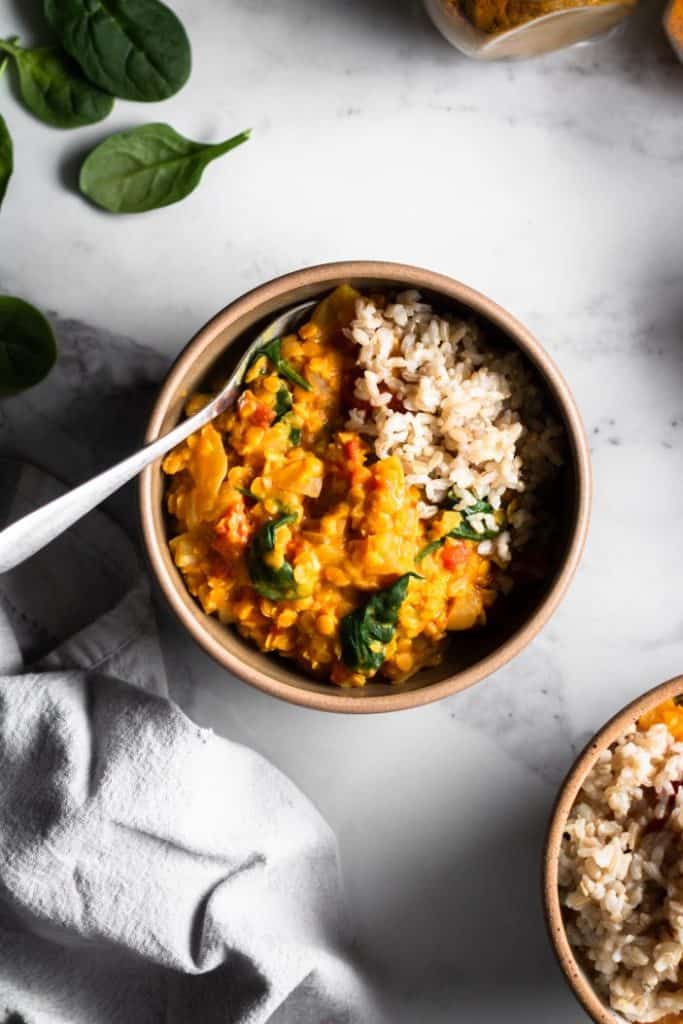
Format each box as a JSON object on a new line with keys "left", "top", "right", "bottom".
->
{"left": 0, "top": 299, "right": 317, "bottom": 574}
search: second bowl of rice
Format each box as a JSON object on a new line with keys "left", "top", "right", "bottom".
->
{"left": 546, "top": 675, "right": 683, "bottom": 1024}
{"left": 140, "top": 261, "right": 591, "bottom": 712}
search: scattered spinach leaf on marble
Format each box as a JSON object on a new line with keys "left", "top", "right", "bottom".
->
{"left": 0, "top": 296, "right": 57, "bottom": 396}
{"left": 44, "top": 0, "right": 192, "bottom": 102}
{"left": 0, "top": 113, "right": 13, "bottom": 210}
{"left": 0, "top": 37, "right": 114, "bottom": 129}
{"left": 79, "top": 123, "right": 251, "bottom": 213}
{"left": 273, "top": 383, "right": 293, "bottom": 423}
{"left": 247, "top": 513, "right": 299, "bottom": 601}
{"left": 248, "top": 336, "right": 311, "bottom": 392}
{"left": 340, "top": 573, "right": 421, "bottom": 673}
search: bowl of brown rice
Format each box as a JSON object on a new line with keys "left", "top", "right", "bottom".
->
{"left": 140, "top": 261, "right": 591, "bottom": 712}
{"left": 545, "top": 675, "right": 683, "bottom": 1024}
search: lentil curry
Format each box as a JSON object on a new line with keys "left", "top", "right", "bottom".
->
{"left": 163, "top": 286, "right": 554, "bottom": 687}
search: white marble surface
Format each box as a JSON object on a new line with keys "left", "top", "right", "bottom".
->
{"left": 3, "top": 0, "right": 683, "bottom": 1019}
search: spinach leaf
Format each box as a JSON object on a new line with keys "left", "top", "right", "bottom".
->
{"left": 340, "top": 573, "right": 420, "bottom": 673}
{"left": 247, "top": 513, "right": 299, "bottom": 601}
{"left": 0, "top": 296, "right": 57, "bottom": 396}
{"left": 79, "top": 123, "right": 250, "bottom": 213}
{"left": 274, "top": 383, "right": 292, "bottom": 423}
{"left": 289, "top": 425, "right": 302, "bottom": 446}
{"left": 44, "top": 0, "right": 191, "bottom": 102}
{"left": 415, "top": 538, "right": 445, "bottom": 563}
{"left": 0, "top": 38, "right": 114, "bottom": 128}
{"left": 444, "top": 489, "right": 493, "bottom": 515}
{"left": 236, "top": 488, "right": 286, "bottom": 515}
{"left": 0, "top": 114, "right": 12, "bottom": 210}
{"left": 249, "top": 337, "right": 312, "bottom": 392}
{"left": 413, "top": 516, "right": 499, "bottom": 565}
{"left": 417, "top": 493, "right": 501, "bottom": 561}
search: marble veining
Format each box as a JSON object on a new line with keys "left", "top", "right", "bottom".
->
{"left": 2, "top": 0, "right": 683, "bottom": 1020}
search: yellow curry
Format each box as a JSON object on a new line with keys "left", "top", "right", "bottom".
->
{"left": 163, "top": 286, "right": 503, "bottom": 687}
{"left": 639, "top": 699, "right": 683, "bottom": 743}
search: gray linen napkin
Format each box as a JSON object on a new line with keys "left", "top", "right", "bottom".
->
{"left": 0, "top": 314, "right": 374, "bottom": 1023}
{"left": 0, "top": 462, "right": 370, "bottom": 1024}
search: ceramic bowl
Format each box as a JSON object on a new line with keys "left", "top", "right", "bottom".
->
{"left": 424, "top": 0, "right": 634, "bottom": 59}
{"left": 140, "top": 261, "right": 591, "bottom": 713}
{"left": 544, "top": 674, "right": 683, "bottom": 1022}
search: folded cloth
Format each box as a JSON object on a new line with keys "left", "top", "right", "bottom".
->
{"left": 0, "top": 462, "right": 372, "bottom": 1024}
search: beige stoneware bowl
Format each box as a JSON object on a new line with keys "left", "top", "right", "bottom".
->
{"left": 544, "top": 674, "right": 683, "bottom": 1023}
{"left": 140, "top": 261, "right": 591, "bottom": 713}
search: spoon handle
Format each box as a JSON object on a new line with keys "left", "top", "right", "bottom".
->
{"left": 0, "top": 396, "right": 224, "bottom": 575}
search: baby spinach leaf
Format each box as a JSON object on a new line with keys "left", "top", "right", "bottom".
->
{"left": 247, "top": 513, "right": 299, "bottom": 601}
{"left": 416, "top": 510, "right": 500, "bottom": 563}
{"left": 236, "top": 485, "right": 259, "bottom": 502}
{"left": 248, "top": 337, "right": 312, "bottom": 392}
{"left": 0, "top": 38, "right": 114, "bottom": 128}
{"left": 273, "top": 383, "right": 293, "bottom": 423}
{"left": 0, "top": 297, "right": 57, "bottom": 396}
{"left": 340, "top": 573, "right": 420, "bottom": 673}
{"left": 79, "top": 123, "right": 251, "bottom": 213}
{"left": 448, "top": 519, "right": 499, "bottom": 543}
{"left": 44, "top": 0, "right": 191, "bottom": 102}
{"left": 443, "top": 489, "right": 494, "bottom": 515}
{"left": 415, "top": 538, "right": 444, "bottom": 563}
{"left": 236, "top": 488, "right": 286, "bottom": 515}
{"left": 0, "top": 114, "right": 12, "bottom": 210}
{"left": 289, "top": 425, "right": 302, "bottom": 446}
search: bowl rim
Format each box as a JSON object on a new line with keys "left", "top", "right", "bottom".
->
{"left": 139, "top": 259, "right": 592, "bottom": 713}
{"left": 543, "top": 673, "right": 683, "bottom": 1023}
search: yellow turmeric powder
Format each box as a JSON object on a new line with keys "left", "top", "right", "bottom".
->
{"left": 457, "top": 0, "right": 635, "bottom": 34}
{"left": 664, "top": 0, "right": 683, "bottom": 60}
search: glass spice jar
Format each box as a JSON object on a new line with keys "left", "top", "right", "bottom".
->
{"left": 424, "top": 0, "right": 637, "bottom": 58}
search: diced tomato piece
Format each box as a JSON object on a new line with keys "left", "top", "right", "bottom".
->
{"left": 441, "top": 541, "right": 468, "bottom": 571}
{"left": 343, "top": 437, "right": 361, "bottom": 461}
{"left": 330, "top": 662, "right": 353, "bottom": 686}
{"left": 209, "top": 554, "right": 229, "bottom": 579}
{"left": 214, "top": 505, "right": 252, "bottom": 548}
{"left": 251, "top": 402, "right": 275, "bottom": 428}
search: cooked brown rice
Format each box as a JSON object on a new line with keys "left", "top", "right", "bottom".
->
{"left": 344, "top": 290, "right": 563, "bottom": 564}
{"left": 560, "top": 722, "right": 683, "bottom": 1022}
